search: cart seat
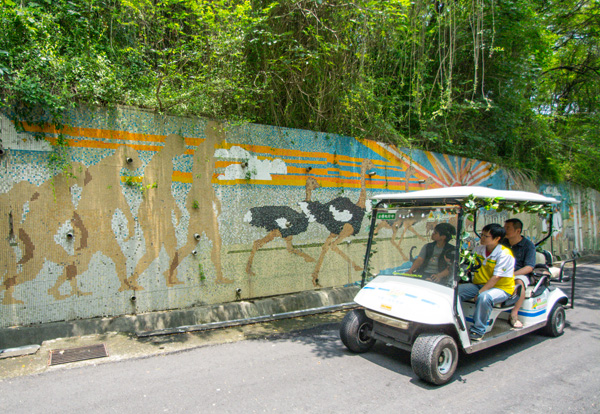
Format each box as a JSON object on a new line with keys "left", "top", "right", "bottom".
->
{"left": 495, "top": 284, "right": 523, "bottom": 309}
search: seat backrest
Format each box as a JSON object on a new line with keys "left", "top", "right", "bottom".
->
{"left": 535, "top": 251, "right": 547, "bottom": 265}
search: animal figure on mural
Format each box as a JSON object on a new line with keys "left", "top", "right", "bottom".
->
{"left": 244, "top": 177, "right": 320, "bottom": 277}
{"left": 405, "top": 165, "right": 416, "bottom": 192}
{"left": 0, "top": 165, "right": 94, "bottom": 304}
{"left": 167, "top": 122, "right": 232, "bottom": 285}
{"left": 50, "top": 145, "right": 142, "bottom": 298}
{"left": 398, "top": 208, "right": 431, "bottom": 241}
{"left": 423, "top": 176, "right": 435, "bottom": 190}
{"left": 300, "top": 159, "right": 375, "bottom": 287}
{"left": 128, "top": 134, "right": 188, "bottom": 288}
{"left": 373, "top": 213, "right": 426, "bottom": 262}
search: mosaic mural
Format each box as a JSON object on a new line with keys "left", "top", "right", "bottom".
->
{"left": 0, "top": 107, "right": 598, "bottom": 328}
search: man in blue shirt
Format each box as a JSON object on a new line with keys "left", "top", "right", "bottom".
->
{"left": 503, "top": 218, "right": 536, "bottom": 329}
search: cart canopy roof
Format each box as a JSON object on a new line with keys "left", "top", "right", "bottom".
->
{"left": 371, "top": 186, "right": 559, "bottom": 205}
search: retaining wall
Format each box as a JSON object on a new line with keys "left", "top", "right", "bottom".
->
{"left": 1, "top": 106, "right": 598, "bottom": 329}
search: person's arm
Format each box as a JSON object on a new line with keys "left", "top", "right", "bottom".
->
{"left": 514, "top": 265, "right": 533, "bottom": 276}
{"left": 431, "top": 267, "right": 449, "bottom": 282}
{"left": 432, "top": 244, "right": 455, "bottom": 282}
{"left": 408, "top": 245, "right": 428, "bottom": 273}
{"left": 479, "top": 275, "right": 502, "bottom": 293}
{"left": 408, "top": 257, "right": 424, "bottom": 274}
{"left": 516, "top": 240, "right": 536, "bottom": 276}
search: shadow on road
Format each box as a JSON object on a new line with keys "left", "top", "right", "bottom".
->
{"left": 557, "top": 262, "right": 600, "bottom": 311}
{"left": 257, "top": 261, "right": 600, "bottom": 388}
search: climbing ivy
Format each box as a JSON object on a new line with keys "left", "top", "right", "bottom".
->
{"left": 124, "top": 175, "right": 157, "bottom": 196}
{"left": 47, "top": 133, "right": 73, "bottom": 176}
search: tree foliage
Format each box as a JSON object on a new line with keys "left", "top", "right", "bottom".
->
{"left": 1, "top": 0, "right": 598, "bottom": 189}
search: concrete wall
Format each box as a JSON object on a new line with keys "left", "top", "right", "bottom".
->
{"left": 1, "top": 106, "right": 598, "bottom": 328}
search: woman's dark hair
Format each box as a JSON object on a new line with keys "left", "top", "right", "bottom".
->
{"left": 435, "top": 223, "right": 456, "bottom": 241}
{"left": 482, "top": 223, "right": 506, "bottom": 240}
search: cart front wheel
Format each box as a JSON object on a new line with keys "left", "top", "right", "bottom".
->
{"left": 411, "top": 333, "right": 458, "bottom": 385}
{"left": 339, "top": 309, "right": 376, "bottom": 353}
{"left": 544, "top": 303, "right": 566, "bottom": 337}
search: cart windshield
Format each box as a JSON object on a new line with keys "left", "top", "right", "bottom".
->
{"left": 367, "top": 205, "right": 460, "bottom": 288}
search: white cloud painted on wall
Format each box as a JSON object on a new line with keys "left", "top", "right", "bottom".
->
{"left": 215, "top": 146, "right": 287, "bottom": 181}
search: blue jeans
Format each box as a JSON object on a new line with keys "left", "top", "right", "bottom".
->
{"left": 458, "top": 284, "right": 511, "bottom": 336}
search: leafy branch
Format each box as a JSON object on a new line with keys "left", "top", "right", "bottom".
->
{"left": 457, "top": 194, "right": 553, "bottom": 280}
{"left": 461, "top": 195, "right": 553, "bottom": 223}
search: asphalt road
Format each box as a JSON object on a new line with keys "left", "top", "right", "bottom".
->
{"left": 1, "top": 264, "right": 599, "bottom": 414}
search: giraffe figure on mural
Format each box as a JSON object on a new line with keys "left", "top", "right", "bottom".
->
{"left": 167, "top": 122, "right": 234, "bottom": 284}
{"left": 49, "top": 146, "right": 142, "bottom": 298}
{"left": 424, "top": 176, "right": 435, "bottom": 190}
{"left": 300, "top": 159, "right": 374, "bottom": 287}
{"left": 128, "top": 134, "right": 189, "bottom": 288}
{"left": 244, "top": 177, "right": 320, "bottom": 277}
{"left": 404, "top": 165, "right": 416, "bottom": 192}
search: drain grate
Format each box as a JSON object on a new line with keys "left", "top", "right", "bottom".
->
{"left": 48, "top": 344, "right": 109, "bottom": 366}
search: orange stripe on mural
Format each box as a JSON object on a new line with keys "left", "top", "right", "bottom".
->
{"left": 284, "top": 159, "right": 329, "bottom": 165}
{"left": 22, "top": 122, "right": 168, "bottom": 143}
{"left": 172, "top": 171, "right": 192, "bottom": 183}
{"left": 216, "top": 141, "right": 390, "bottom": 169}
{"left": 287, "top": 166, "right": 332, "bottom": 175}
{"left": 184, "top": 138, "right": 206, "bottom": 146}
{"left": 45, "top": 137, "right": 163, "bottom": 152}
{"left": 171, "top": 171, "right": 408, "bottom": 189}
{"left": 216, "top": 142, "right": 326, "bottom": 160}
{"left": 425, "top": 152, "right": 451, "bottom": 185}
{"left": 361, "top": 140, "right": 408, "bottom": 168}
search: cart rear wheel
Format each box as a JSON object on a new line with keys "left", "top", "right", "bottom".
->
{"left": 544, "top": 303, "right": 566, "bottom": 337}
{"left": 339, "top": 309, "right": 376, "bottom": 353}
{"left": 411, "top": 333, "right": 458, "bottom": 385}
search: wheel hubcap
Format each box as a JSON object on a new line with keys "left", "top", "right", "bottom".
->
{"left": 556, "top": 310, "right": 565, "bottom": 331}
{"left": 438, "top": 348, "right": 453, "bottom": 374}
{"left": 357, "top": 322, "right": 371, "bottom": 344}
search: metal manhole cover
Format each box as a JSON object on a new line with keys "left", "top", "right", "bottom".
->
{"left": 48, "top": 343, "right": 109, "bottom": 366}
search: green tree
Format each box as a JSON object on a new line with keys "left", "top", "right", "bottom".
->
{"left": 1, "top": 0, "right": 598, "bottom": 190}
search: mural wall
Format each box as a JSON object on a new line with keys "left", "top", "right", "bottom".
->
{"left": 1, "top": 106, "right": 598, "bottom": 328}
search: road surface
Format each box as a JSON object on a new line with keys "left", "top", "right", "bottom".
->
{"left": 1, "top": 264, "right": 599, "bottom": 413}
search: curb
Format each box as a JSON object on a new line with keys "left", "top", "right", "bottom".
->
{"left": 137, "top": 302, "right": 358, "bottom": 337}
{"left": 0, "top": 285, "right": 360, "bottom": 350}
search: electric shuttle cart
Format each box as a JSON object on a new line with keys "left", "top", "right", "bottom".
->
{"left": 340, "top": 186, "right": 576, "bottom": 385}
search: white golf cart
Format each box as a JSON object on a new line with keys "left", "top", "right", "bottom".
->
{"left": 340, "top": 186, "right": 576, "bottom": 385}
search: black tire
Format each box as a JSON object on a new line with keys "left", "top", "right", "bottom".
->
{"left": 339, "top": 309, "right": 376, "bottom": 353}
{"left": 543, "top": 303, "right": 566, "bottom": 337}
{"left": 411, "top": 333, "right": 458, "bottom": 386}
